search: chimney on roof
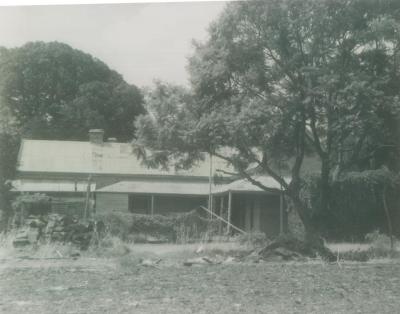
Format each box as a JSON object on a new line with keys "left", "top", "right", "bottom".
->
{"left": 89, "top": 129, "right": 104, "bottom": 145}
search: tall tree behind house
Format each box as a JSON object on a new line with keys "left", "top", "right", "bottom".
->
{"left": 0, "top": 41, "right": 146, "bottom": 230}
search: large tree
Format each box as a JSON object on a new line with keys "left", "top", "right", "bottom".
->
{"left": 0, "top": 41, "right": 145, "bottom": 141}
{"left": 0, "top": 103, "right": 19, "bottom": 231}
{"left": 0, "top": 41, "right": 146, "bottom": 230}
{"left": 136, "top": 0, "right": 400, "bottom": 242}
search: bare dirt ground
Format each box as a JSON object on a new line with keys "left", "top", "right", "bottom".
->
{"left": 1, "top": 244, "right": 400, "bottom": 314}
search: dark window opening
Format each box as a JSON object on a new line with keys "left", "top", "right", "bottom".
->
{"left": 129, "top": 195, "right": 151, "bottom": 214}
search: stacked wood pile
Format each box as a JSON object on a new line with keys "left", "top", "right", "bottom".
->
{"left": 12, "top": 213, "right": 95, "bottom": 250}
{"left": 12, "top": 216, "right": 46, "bottom": 247}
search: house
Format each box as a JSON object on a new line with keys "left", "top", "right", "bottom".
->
{"left": 13, "top": 129, "right": 290, "bottom": 236}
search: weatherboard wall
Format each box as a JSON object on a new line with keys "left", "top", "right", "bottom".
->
{"left": 96, "top": 193, "right": 129, "bottom": 213}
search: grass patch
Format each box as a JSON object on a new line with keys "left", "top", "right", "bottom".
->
{"left": 328, "top": 231, "right": 400, "bottom": 262}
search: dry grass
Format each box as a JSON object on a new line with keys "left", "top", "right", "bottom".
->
{"left": 327, "top": 242, "right": 371, "bottom": 253}
{"left": 2, "top": 236, "right": 400, "bottom": 313}
{"left": 1, "top": 252, "right": 400, "bottom": 313}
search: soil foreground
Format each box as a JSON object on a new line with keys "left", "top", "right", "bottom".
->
{"left": 1, "top": 245, "right": 400, "bottom": 314}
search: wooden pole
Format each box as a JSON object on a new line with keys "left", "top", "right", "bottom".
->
{"left": 199, "top": 205, "right": 246, "bottom": 234}
{"left": 20, "top": 202, "right": 25, "bottom": 226}
{"left": 227, "top": 191, "right": 232, "bottom": 234}
{"left": 84, "top": 175, "right": 92, "bottom": 221}
{"left": 219, "top": 196, "right": 224, "bottom": 235}
{"left": 208, "top": 153, "right": 213, "bottom": 219}
{"left": 151, "top": 195, "right": 155, "bottom": 216}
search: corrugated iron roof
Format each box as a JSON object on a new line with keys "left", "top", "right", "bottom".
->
{"left": 96, "top": 175, "right": 287, "bottom": 196}
{"left": 96, "top": 180, "right": 211, "bottom": 196}
{"left": 11, "top": 179, "right": 96, "bottom": 193}
{"left": 213, "top": 176, "right": 288, "bottom": 194}
{"left": 17, "top": 139, "right": 232, "bottom": 177}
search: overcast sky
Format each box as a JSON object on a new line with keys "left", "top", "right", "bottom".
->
{"left": 0, "top": 2, "right": 227, "bottom": 87}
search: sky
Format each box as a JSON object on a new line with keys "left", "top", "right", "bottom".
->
{"left": 0, "top": 1, "right": 227, "bottom": 88}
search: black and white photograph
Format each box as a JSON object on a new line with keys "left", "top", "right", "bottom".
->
{"left": 0, "top": 0, "right": 400, "bottom": 313}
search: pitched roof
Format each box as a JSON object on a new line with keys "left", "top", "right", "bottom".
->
{"left": 17, "top": 139, "right": 320, "bottom": 183}
{"left": 17, "top": 139, "right": 231, "bottom": 178}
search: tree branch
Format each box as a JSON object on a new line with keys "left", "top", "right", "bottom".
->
{"left": 309, "top": 107, "right": 327, "bottom": 158}
{"left": 213, "top": 151, "right": 288, "bottom": 193}
{"left": 215, "top": 169, "right": 240, "bottom": 177}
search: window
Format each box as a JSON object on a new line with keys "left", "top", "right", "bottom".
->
{"left": 129, "top": 195, "right": 150, "bottom": 214}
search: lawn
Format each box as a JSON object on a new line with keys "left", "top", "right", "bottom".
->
{"left": 1, "top": 243, "right": 400, "bottom": 314}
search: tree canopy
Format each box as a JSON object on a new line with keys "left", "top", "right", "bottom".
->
{"left": 0, "top": 41, "right": 145, "bottom": 141}
{"left": 0, "top": 41, "right": 146, "bottom": 230}
{"left": 135, "top": 0, "right": 400, "bottom": 239}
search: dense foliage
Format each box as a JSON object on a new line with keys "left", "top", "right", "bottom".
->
{"left": 0, "top": 41, "right": 145, "bottom": 141}
{"left": 0, "top": 42, "right": 146, "bottom": 230}
{"left": 304, "top": 169, "right": 400, "bottom": 240}
{"left": 97, "top": 210, "right": 219, "bottom": 243}
{"left": 135, "top": 0, "right": 400, "bottom": 240}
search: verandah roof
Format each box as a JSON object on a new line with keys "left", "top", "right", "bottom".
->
{"left": 11, "top": 179, "right": 96, "bottom": 193}
{"left": 96, "top": 175, "right": 289, "bottom": 196}
{"left": 95, "top": 180, "right": 211, "bottom": 196}
{"left": 212, "top": 176, "right": 288, "bottom": 194}
{"left": 12, "top": 177, "right": 288, "bottom": 195}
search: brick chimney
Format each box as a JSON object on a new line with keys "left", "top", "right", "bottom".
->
{"left": 89, "top": 129, "right": 104, "bottom": 145}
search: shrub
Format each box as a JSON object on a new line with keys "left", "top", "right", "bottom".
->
{"left": 174, "top": 210, "right": 219, "bottom": 243}
{"left": 365, "top": 230, "right": 397, "bottom": 258}
{"left": 365, "top": 230, "right": 392, "bottom": 248}
{"left": 338, "top": 249, "right": 370, "bottom": 262}
{"left": 131, "top": 214, "right": 176, "bottom": 241}
{"left": 96, "top": 210, "right": 219, "bottom": 243}
{"left": 96, "top": 212, "right": 133, "bottom": 241}
{"left": 94, "top": 234, "right": 131, "bottom": 256}
{"left": 337, "top": 231, "right": 398, "bottom": 261}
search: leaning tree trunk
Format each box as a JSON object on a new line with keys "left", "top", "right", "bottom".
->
{"left": 288, "top": 191, "right": 335, "bottom": 261}
{"left": 290, "top": 194, "right": 319, "bottom": 243}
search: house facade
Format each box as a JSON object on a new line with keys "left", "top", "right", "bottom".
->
{"left": 13, "top": 129, "right": 287, "bottom": 236}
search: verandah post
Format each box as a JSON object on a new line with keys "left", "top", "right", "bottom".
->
{"left": 151, "top": 195, "right": 155, "bottom": 216}
{"left": 227, "top": 191, "right": 232, "bottom": 234}
{"left": 279, "top": 191, "right": 284, "bottom": 235}
{"left": 208, "top": 153, "right": 213, "bottom": 219}
{"left": 219, "top": 196, "right": 224, "bottom": 234}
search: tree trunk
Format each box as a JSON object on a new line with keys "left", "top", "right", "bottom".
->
{"left": 382, "top": 185, "right": 394, "bottom": 252}
{"left": 0, "top": 186, "right": 12, "bottom": 232}
{"left": 319, "top": 156, "right": 331, "bottom": 213}
{"left": 290, "top": 195, "right": 319, "bottom": 242}
{"left": 285, "top": 192, "right": 335, "bottom": 261}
